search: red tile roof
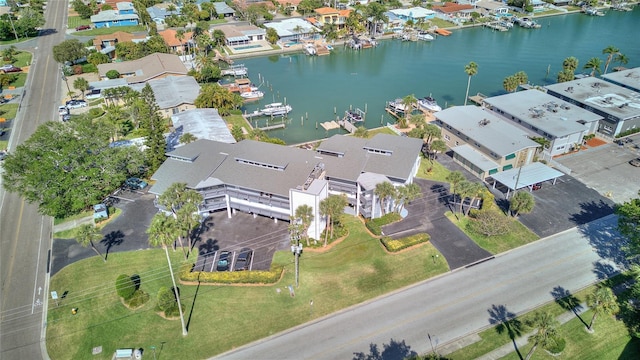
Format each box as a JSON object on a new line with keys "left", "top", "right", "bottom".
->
{"left": 432, "top": 3, "right": 474, "bottom": 13}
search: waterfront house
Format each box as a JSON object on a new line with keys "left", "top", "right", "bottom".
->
{"left": 601, "top": 67, "right": 640, "bottom": 93}
{"left": 212, "top": 2, "right": 236, "bottom": 18}
{"left": 92, "top": 31, "right": 147, "bottom": 60}
{"left": 275, "top": 0, "right": 302, "bottom": 13}
{"left": 214, "top": 24, "right": 266, "bottom": 46}
{"left": 158, "top": 29, "right": 194, "bottom": 53}
{"left": 388, "top": 7, "right": 436, "bottom": 23}
{"left": 132, "top": 76, "right": 200, "bottom": 119}
{"left": 382, "top": 11, "right": 405, "bottom": 33}
{"left": 432, "top": 3, "right": 476, "bottom": 23}
{"left": 264, "top": 18, "right": 320, "bottom": 43}
{"left": 170, "top": 108, "right": 237, "bottom": 145}
{"left": 482, "top": 90, "right": 601, "bottom": 157}
{"left": 313, "top": 7, "right": 351, "bottom": 30}
{"left": 436, "top": 106, "right": 540, "bottom": 180}
{"left": 91, "top": 2, "right": 139, "bottom": 28}
{"left": 474, "top": 0, "right": 510, "bottom": 17}
{"left": 97, "top": 53, "right": 188, "bottom": 84}
{"left": 149, "top": 133, "right": 422, "bottom": 239}
{"left": 545, "top": 77, "right": 640, "bottom": 137}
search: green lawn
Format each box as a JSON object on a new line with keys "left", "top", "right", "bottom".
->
{"left": 416, "top": 157, "right": 451, "bottom": 183}
{"left": 1, "top": 73, "right": 27, "bottom": 89}
{"left": 0, "top": 103, "right": 19, "bottom": 120}
{"left": 47, "top": 216, "right": 448, "bottom": 359}
{"left": 446, "top": 211, "right": 539, "bottom": 254}
{"left": 13, "top": 51, "right": 33, "bottom": 67}
{"left": 224, "top": 113, "right": 250, "bottom": 133}
{"left": 67, "top": 16, "right": 91, "bottom": 30}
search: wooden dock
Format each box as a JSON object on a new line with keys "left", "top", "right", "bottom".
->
{"left": 468, "top": 92, "right": 487, "bottom": 105}
{"left": 483, "top": 22, "right": 509, "bottom": 31}
{"left": 258, "top": 123, "right": 286, "bottom": 131}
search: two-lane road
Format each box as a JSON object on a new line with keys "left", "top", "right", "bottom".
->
{"left": 0, "top": 1, "right": 69, "bottom": 359}
{"left": 216, "top": 214, "right": 624, "bottom": 359}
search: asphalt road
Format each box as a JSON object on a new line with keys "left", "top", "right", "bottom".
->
{"left": 0, "top": 1, "right": 68, "bottom": 359}
{"left": 214, "top": 214, "right": 625, "bottom": 359}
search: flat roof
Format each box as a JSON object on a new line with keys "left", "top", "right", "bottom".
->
{"left": 483, "top": 89, "right": 601, "bottom": 137}
{"left": 601, "top": 67, "right": 640, "bottom": 92}
{"left": 451, "top": 144, "right": 500, "bottom": 171}
{"left": 436, "top": 106, "right": 540, "bottom": 156}
{"left": 491, "top": 162, "right": 564, "bottom": 191}
{"left": 171, "top": 108, "right": 236, "bottom": 144}
{"left": 264, "top": 18, "right": 318, "bottom": 37}
{"left": 545, "top": 76, "right": 640, "bottom": 121}
{"left": 148, "top": 76, "right": 200, "bottom": 109}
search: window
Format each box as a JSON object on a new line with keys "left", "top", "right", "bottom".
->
{"left": 505, "top": 153, "right": 516, "bottom": 160}
{"left": 489, "top": 168, "right": 498, "bottom": 175}
{"left": 444, "top": 134, "right": 450, "bottom": 141}
{"left": 503, "top": 164, "right": 513, "bottom": 171}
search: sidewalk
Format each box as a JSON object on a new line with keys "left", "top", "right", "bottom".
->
{"left": 52, "top": 216, "right": 94, "bottom": 232}
{"left": 438, "top": 303, "right": 588, "bottom": 359}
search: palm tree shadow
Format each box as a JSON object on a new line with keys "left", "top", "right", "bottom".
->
{"left": 100, "top": 230, "right": 124, "bottom": 260}
{"left": 190, "top": 218, "right": 214, "bottom": 253}
{"left": 488, "top": 304, "right": 524, "bottom": 360}
{"left": 352, "top": 338, "right": 417, "bottom": 360}
{"left": 185, "top": 273, "right": 201, "bottom": 332}
{"left": 551, "top": 286, "right": 588, "bottom": 328}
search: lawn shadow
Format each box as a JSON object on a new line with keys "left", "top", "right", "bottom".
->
{"left": 487, "top": 304, "right": 524, "bottom": 360}
{"left": 550, "top": 286, "right": 588, "bottom": 328}
{"left": 185, "top": 273, "right": 202, "bottom": 332}
{"left": 100, "top": 230, "right": 124, "bottom": 260}
{"left": 352, "top": 338, "right": 417, "bottom": 360}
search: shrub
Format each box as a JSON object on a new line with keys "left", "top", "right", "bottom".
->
{"left": 380, "top": 233, "right": 430, "bottom": 252}
{"left": 467, "top": 209, "right": 511, "bottom": 237}
{"left": 179, "top": 263, "right": 283, "bottom": 284}
{"left": 88, "top": 108, "right": 105, "bottom": 118}
{"left": 73, "top": 65, "right": 83, "bottom": 75}
{"left": 115, "top": 274, "right": 135, "bottom": 300}
{"left": 156, "top": 286, "right": 177, "bottom": 314}
{"left": 106, "top": 69, "right": 120, "bottom": 79}
{"left": 544, "top": 335, "right": 566, "bottom": 354}
{"left": 365, "top": 213, "right": 402, "bottom": 236}
{"left": 126, "top": 289, "right": 150, "bottom": 309}
{"left": 82, "top": 63, "right": 98, "bottom": 73}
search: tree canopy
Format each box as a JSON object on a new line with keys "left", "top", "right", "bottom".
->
{"left": 2, "top": 118, "right": 145, "bottom": 218}
{"left": 52, "top": 39, "right": 88, "bottom": 64}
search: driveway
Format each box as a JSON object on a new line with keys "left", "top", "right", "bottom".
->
{"left": 381, "top": 178, "right": 492, "bottom": 270}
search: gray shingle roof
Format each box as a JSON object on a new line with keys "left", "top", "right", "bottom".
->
{"left": 97, "top": 53, "right": 188, "bottom": 84}
{"left": 147, "top": 76, "right": 200, "bottom": 109}
{"left": 171, "top": 108, "right": 236, "bottom": 143}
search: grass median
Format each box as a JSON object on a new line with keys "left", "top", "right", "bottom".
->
{"left": 47, "top": 216, "right": 447, "bottom": 359}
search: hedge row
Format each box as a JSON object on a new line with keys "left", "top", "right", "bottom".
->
{"left": 179, "top": 263, "right": 284, "bottom": 284}
{"left": 365, "top": 213, "right": 402, "bottom": 236}
{"left": 380, "top": 233, "right": 430, "bottom": 252}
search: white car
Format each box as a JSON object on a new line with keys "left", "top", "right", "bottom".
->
{"left": 66, "top": 100, "right": 87, "bottom": 109}
{"left": 58, "top": 106, "right": 69, "bottom": 115}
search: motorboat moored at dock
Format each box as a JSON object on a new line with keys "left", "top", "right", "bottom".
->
{"left": 418, "top": 96, "right": 442, "bottom": 112}
{"left": 261, "top": 102, "right": 293, "bottom": 116}
{"left": 241, "top": 90, "right": 264, "bottom": 101}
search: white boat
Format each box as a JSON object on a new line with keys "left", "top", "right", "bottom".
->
{"left": 387, "top": 99, "right": 408, "bottom": 113}
{"left": 304, "top": 43, "right": 317, "bottom": 56}
{"left": 344, "top": 110, "right": 364, "bottom": 122}
{"left": 261, "top": 102, "right": 292, "bottom": 116}
{"left": 416, "top": 32, "right": 434, "bottom": 41}
{"left": 326, "top": 45, "right": 334, "bottom": 51}
{"left": 418, "top": 96, "right": 442, "bottom": 112}
{"left": 241, "top": 90, "right": 264, "bottom": 100}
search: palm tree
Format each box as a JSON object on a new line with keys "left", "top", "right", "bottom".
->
{"left": 374, "top": 181, "right": 396, "bottom": 216}
{"left": 503, "top": 75, "right": 519, "bottom": 93}
{"left": 586, "top": 285, "right": 619, "bottom": 331}
{"left": 613, "top": 52, "right": 629, "bottom": 69}
{"left": 583, "top": 57, "right": 603, "bottom": 77}
{"left": 353, "top": 126, "right": 369, "bottom": 138}
{"left": 75, "top": 224, "right": 106, "bottom": 262}
{"left": 157, "top": 183, "right": 203, "bottom": 258}
{"left": 602, "top": 45, "right": 619, "bottom": 74}
{"left": 456, "top": 180, "right": 474, "bottom": 214}
{"left": 464, "top": 61, "right": 478, "bottom": 106}
{"left": 429, "top": 139, "right": 447, "bottom": 162}
{"left": 393, "top": 183, "right": 421, "bottom": 213}
{"left": 463, "top": 182, "right": 484, "bottom": 216}
{"left": 73, "top": 77, "right": 90, "bottom": 100}
{"left": 175, "top": 29, "right": 185, "bottom": 54}
{"left": 562, "top": 56, "right": 579, "bottom": 72}
{"left": 295, "top": 204, "right": 315, "bottom": 246}
{"left": 319, "top": 194, "right": 347, "bottom": 247}
{"left": 509, "top": 191, "right": 535, "bottom": 217}
{"left": 147, "top": 213, "right": 188, "bottom": 336}
{"left": 401, "top": 94, "right": 417, "bottom": 121}
{"left": 445, "top": 171, "right": 465, "bottom": 196}
{"left": 366, "top": 2, "right": 388, "bottom": 36}
{"left": 524, "top": 311, "right": 559, "bottom": 360}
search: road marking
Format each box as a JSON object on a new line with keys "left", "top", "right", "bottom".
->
{"left": 32, "top": 217, "right": 46, "bottom": 314}
{"left": 1, "top": 199, "right": 25, "bottom": 313}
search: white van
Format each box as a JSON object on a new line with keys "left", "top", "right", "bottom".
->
{"left": 86, "top": 89, "right": 102, "bottom": 100}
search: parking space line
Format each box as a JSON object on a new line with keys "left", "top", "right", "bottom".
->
{"left": 209, "top": 251, "right": 218, "bottom": 272}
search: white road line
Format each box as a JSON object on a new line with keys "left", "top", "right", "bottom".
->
{"left": 31, "top": 218, "right": 45, "bottom": 314}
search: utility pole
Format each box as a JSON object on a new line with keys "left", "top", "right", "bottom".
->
{"left": 8, "top": 12, "right": 19, "bottom": 41}
{"left": 290, "top": 229, "right": 303, "bottom": 288}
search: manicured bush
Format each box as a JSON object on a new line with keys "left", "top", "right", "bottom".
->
{"left": 82, "top": 63, "right": 98, "bottom": 73}
{"left": 156, "top": 286, "right": 178, "bottom": 315}
{"left": 115, "top": 274, "right": 135, "bottom": 300}
{"left": 126, "top": 289, "right": 150, "bottom": 309}
{"left": 179, "top": 263, "right": 283, "bottom": 284}
{"left": 106, "top": 70, "right": 120, "bottom": 79}
{"left": 380, "top": 233, "right": 430, "bottom": 252}
{"left": 365, "top": 213, "right": 402, "bottom": 236}
{"left": 544, "top": 335, "right": 566, "bottom": 354}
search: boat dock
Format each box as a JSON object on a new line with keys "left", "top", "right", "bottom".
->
{"left": 468, "top": 92, "right": 488, "bottom": 105}
{"left": 258, "top": 123, "right": 286, "bottom": 131}
{"left": 483, "top": 22, "right": 509, "bottom": 31}
{"left": 434, "top": 28, "right": 452, "bottom": 36}
{"left": 221, "top": 64, "right": 248, "bottom": 77}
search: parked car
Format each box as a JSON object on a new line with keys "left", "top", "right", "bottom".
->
{"left": 216, "top": 251, "right": 231, "bottom": 271}
{"left": 66, "top": 100, "right": 87, "bottom": 109}
{"left": 0, "top": 65, "right": 22, "bottom": 74}
{"left": 234, "top": 248, "right": 253, "bottom": 271}
{"left": 629, "top": 158, "right": 640, "bottom": 167}
{"left": 124, "top": 177, "right": 148, "bottom": 190}
{"left": 75, "top": 25, "right": 91, "bottom": 31}
{"left": 532, "top": 182, "right": 542, "bottom": 191}
{"left": 62, "top": 114, "right": 71, "bottom": 122}
{"left": 58, "top": 106, "right": 68, "bottom": 115}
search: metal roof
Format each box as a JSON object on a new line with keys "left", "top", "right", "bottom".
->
{"left": 147, "top": 76, "right": 200, "bottom": 109}
{"left": 171, "top": 108, "right": 236, "bottom": 144}
{"left": 490, "top": 162, "right": 564, "bottom": 191}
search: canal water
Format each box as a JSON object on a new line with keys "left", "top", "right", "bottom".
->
{"left": 238, "top": 8, "right": 640, "bottom": 144}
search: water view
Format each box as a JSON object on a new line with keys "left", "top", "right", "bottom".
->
{"left": 238, "top": 8, "right": 640, "bottom": 144}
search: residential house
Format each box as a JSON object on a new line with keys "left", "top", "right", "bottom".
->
{"left": 97, "top": 53, "right": 188, "bottom": 84}
{"left": 170, "top": 108, "right": 237, "bottom": 145}
{"left": 131, "top": 76, "right": 200, "bottom": 119}
{"left": 214, "top": 24, "right": 266, "bottom": 46}
{"left": 264, "top": 18, "right": 320, "bottom": 43}
{"left": 545, "top": 76, "right": 640, "bottom": 137}
{"left": 146, "top": 4, "right": 177, "bottom": 25}
{"left": 474, "top": 0, "right": 510, "bottom": 17}
{"left": 388, "top": 7, "right": 436, "bottom": 23}
{"left": 382, "top": 11, "right": 405, "bottom": 32}
{"left": 275, "top": 0, "right": 302, "bottom": 13}
{"left": 158, "top": 29, "right": 193, "bottom": 53}
{"left": 313, "top": 7, "right": 351, "bottom": 30}
{"left": 601, "top": 67, "right": 640, "bottom": 93}
{"left": 212, "top": 2, "right": 236, "bottom": 18}
{"left": 482, "top": 90, "right": 602, "bottom": 157}
{"left": 91, "top": 2, "right": 139, "bottom": 28}
{"left": 149, "top": 134, "right": 423, "bottom": 239}
{"left": 92, "top": 31, "right": 146, "bottom": 60}
{"left": 436, "top": 106, "right": 540, "bottom": 179}
{"left": 432, "top": 3, "right": 476, "bottom": 23}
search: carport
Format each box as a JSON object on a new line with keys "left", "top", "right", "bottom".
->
{"left": 487, "top": 162, "right": 565, "bottom": 198}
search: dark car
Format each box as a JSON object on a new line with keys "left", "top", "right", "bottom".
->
{"left": 629, "top": 158, "right": 640, "bottom": 167}
{"left": 234, "top": 248, "right": 253, "bottom": 271}
{"left": 0, "top": 65, "right": 22, "bottom": 74}
{"left": 75, "top": 25, "right": 91, "bottom": 31}
{"left": 216, "top": 251, "right": 231, "bottom": 271}
{"left": 124, "top": 177, "right": 148, "bottom": 190}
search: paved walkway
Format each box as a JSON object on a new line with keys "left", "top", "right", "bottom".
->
{"left": 439, "top": 303, "right": 589, "bottom": 359}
